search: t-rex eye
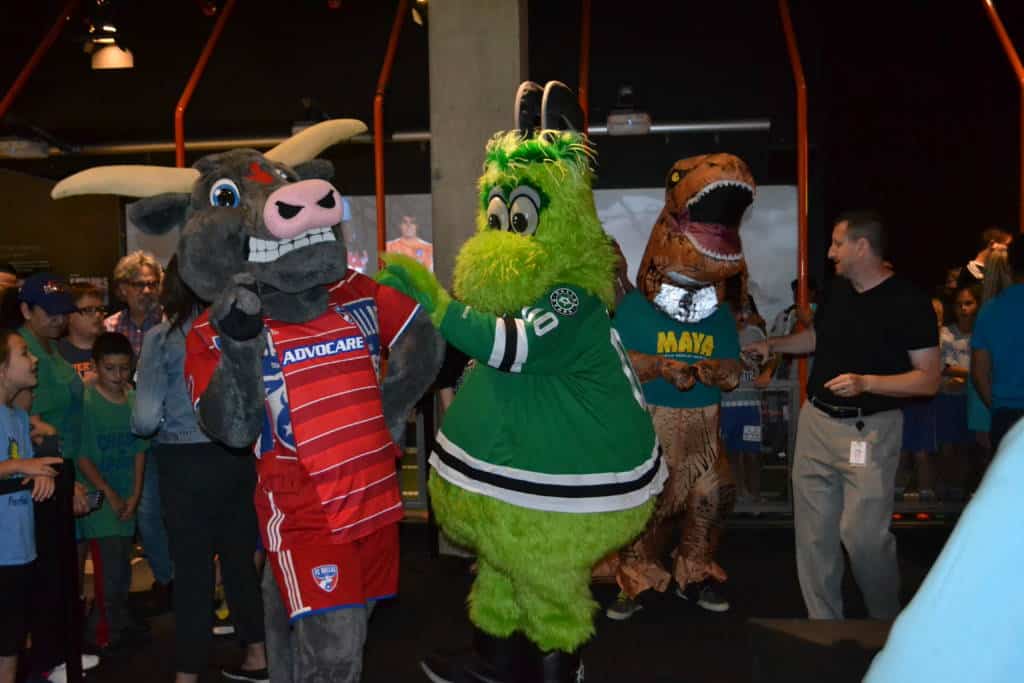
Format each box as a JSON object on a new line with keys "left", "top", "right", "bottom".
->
{"left": 666, "top": 169, "right": 684, "bottom": 190}
{"left": 487, "top": 195, "right": 509, "bottom": 230}
{"left": 209, "top": 179, "right": 241, "bottom": 208}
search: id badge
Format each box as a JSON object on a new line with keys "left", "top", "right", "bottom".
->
{"left": 849, "top": 440, "right": 869, "bottom": 467}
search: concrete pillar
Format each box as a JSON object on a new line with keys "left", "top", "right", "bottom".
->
{"left": 428, "top": 0, "right": 528, "bottom": 287}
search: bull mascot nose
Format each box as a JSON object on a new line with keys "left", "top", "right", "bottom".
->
{"left": 51, "top": 119, "right": 444, "bottom": 682}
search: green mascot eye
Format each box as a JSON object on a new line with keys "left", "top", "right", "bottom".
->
{"left": 509, "top": 194, "right": 539, "bottom": 235}
{"left": 487, "top": 195, "right": 509, "bottom": 230}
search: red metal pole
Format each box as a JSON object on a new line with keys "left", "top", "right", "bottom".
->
{"left": 175, "top": 0, "right": 237, "bottom": 168}
{"left": 0, "top": 0, "right": 81, "bottom": 122}
{"left": 375, "top": 0, "right": 411, "bottom": 265}
{"left": 778, "top": 0, "right": 809, "bottom": 403}
{"left": 578, "top": 0, "right": 591, "bottom": 133}
{"left": 981, "top": 0, "right": 1024, "bottom": 232}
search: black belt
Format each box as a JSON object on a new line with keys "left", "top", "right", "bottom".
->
{"left": 809, "top": 395, "right": 886, "bottom": 419}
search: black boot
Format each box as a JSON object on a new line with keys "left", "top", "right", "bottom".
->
{"left": 420, "top": 628, "right": 527, "bottom": 683}
{"left": 539, "top": 649, "right": 584, "bottom": 683}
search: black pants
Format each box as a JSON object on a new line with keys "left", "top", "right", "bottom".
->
{"left": 992, "top": 408, "right": 1024, "bottom": 455}
{"left": 28, "top": 456, "right": 79, "bottom": 678}
{"left": 156, "top": 442, "right": 265, "bottom": 674}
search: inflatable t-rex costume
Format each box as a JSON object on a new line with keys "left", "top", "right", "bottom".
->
{"left": 602, "top": 153, "right": 755, "bottom": 615}
{"left": 52, "top": 120, "right": 443, "bottom": 682}
{"left": 379, "top": 81, "right": 665, "bottom": 683}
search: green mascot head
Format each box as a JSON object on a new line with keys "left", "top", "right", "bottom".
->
{"left": 453, "top": 112, "right": 616, "bottom": 316}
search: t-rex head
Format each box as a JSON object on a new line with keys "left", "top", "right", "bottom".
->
{"left": 635, "top": 153, "right": 755, "bottom": 321}
{"left": 51, "top": 119, "right": 365, "bottom": 323}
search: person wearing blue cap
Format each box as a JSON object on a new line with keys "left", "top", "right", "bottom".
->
{"left": 17, "top": 273, "right": 82, "bottom": 458}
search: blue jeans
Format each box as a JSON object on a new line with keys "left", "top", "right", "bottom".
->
{"left": 138, "top": 451, "right": 173, "bottom": 584}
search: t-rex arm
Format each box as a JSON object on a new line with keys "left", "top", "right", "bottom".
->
{"left": 627, "top": 351, "right": 740, "bottom": 392}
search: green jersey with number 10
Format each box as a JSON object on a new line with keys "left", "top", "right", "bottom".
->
{"left": 430, "top": 284, "right": 666, "bottom": 513}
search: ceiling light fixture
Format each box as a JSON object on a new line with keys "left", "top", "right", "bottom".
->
{"left": 84, "top": 0, "right": 134, "bottom": 70}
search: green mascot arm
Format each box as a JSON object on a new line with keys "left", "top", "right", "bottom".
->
{"left": 376, "top": 253, "right": 451, "bottom": 326}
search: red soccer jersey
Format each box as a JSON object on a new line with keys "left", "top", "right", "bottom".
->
{"left": 186, "top": 271, "right": 420, "bottom": 548}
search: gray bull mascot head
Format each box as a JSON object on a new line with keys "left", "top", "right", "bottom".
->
{"left": 53, "top": 119, "right": 442, "bottom": 448}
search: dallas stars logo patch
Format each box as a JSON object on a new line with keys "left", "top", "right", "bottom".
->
{"left": 549, "top": 288, "right": 579, "bottom": 316}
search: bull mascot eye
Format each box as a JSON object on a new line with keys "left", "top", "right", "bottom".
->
{"left": 209, "top": 179, "right": 241, "bottom": 208}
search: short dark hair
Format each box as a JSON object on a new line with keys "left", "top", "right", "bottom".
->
{"left": 0, "top": 262, "right": 16, "bottom": 276}
{"left": 836, "top": 210, "right": 886, "bottom": 258}
{"left": 980, "top": 227, "right": 1013, "bottom": 251}
{"left": 790, "top": 277, "right": 818, "bottom": 292}
{"left": 68, "top": 282, "right": 103, "bottom": 304}
{"left": 92, "top": 332, "right": 133, "bottom": 363}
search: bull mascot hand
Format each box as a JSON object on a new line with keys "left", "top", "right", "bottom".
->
{"left": 211, "top": 272, "right": 263, "bottom": 341}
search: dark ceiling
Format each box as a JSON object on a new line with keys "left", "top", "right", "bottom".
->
{"left": 2, "top": 0, "right": 1023, "bottom": 287}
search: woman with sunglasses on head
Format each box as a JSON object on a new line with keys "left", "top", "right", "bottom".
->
{"left": 131, "top": 258, "right": 267, "bottom": 683}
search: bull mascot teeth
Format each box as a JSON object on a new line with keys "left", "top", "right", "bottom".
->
{"left": 53, "top": 119, "right": 444, "bottom": 681}
{"left": 377, "top": 81, "right": 666, "bottom": 683}
{"left": 594, "top": 152, "right": 756, "bottom": 616}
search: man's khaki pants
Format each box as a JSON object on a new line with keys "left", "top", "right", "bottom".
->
{"left": 792, "top": 403, "right": 903, "bottom": 620}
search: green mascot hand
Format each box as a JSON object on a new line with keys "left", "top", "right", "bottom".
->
{"left": 376, "top": 253, "right": 451, "bottom": 326}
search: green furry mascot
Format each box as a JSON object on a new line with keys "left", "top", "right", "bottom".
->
{"left": 378, "top": 81, "right": 665, "bottom": 683}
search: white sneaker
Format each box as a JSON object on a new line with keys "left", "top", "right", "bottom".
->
{"left": 46, "top": 654, "right": 100, "bottom": 682}
{"left": 46, "top": 663, "right": 67, "bottom": 683}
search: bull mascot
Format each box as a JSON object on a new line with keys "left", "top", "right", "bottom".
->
{"left": 598, "top": 154, "right": 756, "bottom": 619}
{"left": 53, "top": 120, "right": 443, "bottom": 682}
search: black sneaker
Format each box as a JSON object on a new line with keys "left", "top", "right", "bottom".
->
{"left": 605, "top": 592, "right": 643, "bottom": 621}
{"left": 676, "top": 580, "right": 730, "bottom": 613}
{"left": 222, "top": 667, "right": 269, "bottom": 683}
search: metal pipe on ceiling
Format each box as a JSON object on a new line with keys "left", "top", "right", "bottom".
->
{"left": 981, "top": 0, "right": 1024, "bottom": 232}
{"left": 778, "top": 0, "right": 809, "bottom": 403}
{"left": 578, "top": 0, "right": 592, "bottom": 132}
{"left": 0, "top": 0, "right": 82, "bottom": 123}
{"left": 374, "top": 0, "right": 411, "bottom": 263}
{"left": 175, "top": 0, "right": 237, "bottom": 167}
{"left": 2, "top": 119, "right": 770, "bottom": 160}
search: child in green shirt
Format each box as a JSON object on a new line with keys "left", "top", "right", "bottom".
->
{"left": 76, "top": 333, "right": 148, "bottom": 649}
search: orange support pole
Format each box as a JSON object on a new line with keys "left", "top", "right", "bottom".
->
{"left": 375, "top": 0, "right": 410, "bottom": 264}
{"left": 981, "top": 0, "right": 1024, "bottom": 232}
{"left": 578, "top": 0, "right": 591, "bottom": 133}
{"left": 778, "top": 0, "right": 809, "bottom": 403}
{"left": 0, "top": 0, "right": 81, "bottom": 122}
{"left": 175, "top": 0, "right": 237, "bottom": 168}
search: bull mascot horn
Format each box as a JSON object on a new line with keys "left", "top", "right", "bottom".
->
{"left": 51, "top": 118, "right": 366, "bottom": 204}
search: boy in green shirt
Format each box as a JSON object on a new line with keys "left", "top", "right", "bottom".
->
{"left": 76, "top": 333, "right": 148, "bottom": 649}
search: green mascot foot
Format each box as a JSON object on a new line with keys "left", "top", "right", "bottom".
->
{"left": 420, "top": 628, "right": 530, "bottom": 683}
{"left": 539, "top": 650, "right": 584, "bottom": 683}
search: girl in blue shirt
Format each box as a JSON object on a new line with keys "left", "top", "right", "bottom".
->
{"left": 0, "top": 329, "right": 62, "bottom": 683}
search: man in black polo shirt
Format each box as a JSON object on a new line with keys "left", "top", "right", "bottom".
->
{"left": 745, "top": 210, "right": 940, "bottom": 620}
